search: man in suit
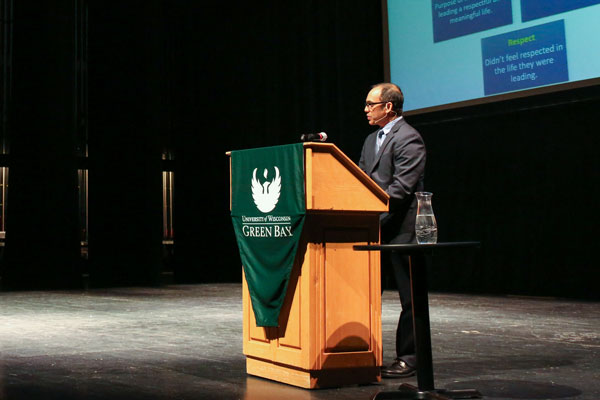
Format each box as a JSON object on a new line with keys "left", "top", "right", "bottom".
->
{"left": 359, "top": 83, "right": 426, "bottom": 378}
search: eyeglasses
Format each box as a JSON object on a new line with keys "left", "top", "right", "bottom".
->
{"left": 364, "top": 101, "right": 389, "bottom": 109}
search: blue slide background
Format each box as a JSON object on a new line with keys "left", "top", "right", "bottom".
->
{"left": 432, "top": 0, "right": 513, "bottom": 42}
{"left": 521, "top": 0, "right": 600, "bottom": 22}
{"left": 386, "top": 0, "right": 600, "bottom": 113}
{"left": 481, "top": 20, "right": 568, "bottom": 95}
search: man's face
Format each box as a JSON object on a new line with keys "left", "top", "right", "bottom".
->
{"left": 364, "top": 87, "right": 390, "bottom": 127}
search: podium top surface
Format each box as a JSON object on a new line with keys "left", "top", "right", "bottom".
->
{"left": 228, "top": 142, "right": 389, "bottom": 213}
{"left": 302, "top": 142, "right": 388, "bottom": 212}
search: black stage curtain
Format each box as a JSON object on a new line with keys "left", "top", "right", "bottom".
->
{"left": 2, "top": 3, "right": 82, "bottom": 290}
{"left": 165, "top": 2, "right": 384, "bottom": 283}
{"left": 2, "top": 1, "right": 598, "bottom": 298}
{"left": 86, "top": 2, "right": 164, "bottom": 287}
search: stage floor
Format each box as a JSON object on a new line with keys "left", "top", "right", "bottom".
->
{"left": 0, "top": 284, "right": 598, "bottom": 400}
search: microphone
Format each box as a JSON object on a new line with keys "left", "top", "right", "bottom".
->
{"left": 300, "top": 132, "right": 328, "bottom": 142}
{"left": 372, "top": 114, "right": 388, "bottom": 124}
{"left": 371, "top": 110, "right": 397, "bottom": 125}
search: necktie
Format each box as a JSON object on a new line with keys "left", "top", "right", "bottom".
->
{"left": 376, "top": 130, "right": 385, "bottom": 153}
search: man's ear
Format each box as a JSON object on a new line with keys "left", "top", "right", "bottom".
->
{"left": 385, "top": 102, "right": 393, "bottom": 114}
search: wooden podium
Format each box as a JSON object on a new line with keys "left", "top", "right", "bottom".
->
{"left": 230, "top": 143, "right": 389, "bottom": 389}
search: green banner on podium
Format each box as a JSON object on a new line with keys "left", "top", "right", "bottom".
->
{"left": 230, "top": 144, "right": 306, "bottom": 327}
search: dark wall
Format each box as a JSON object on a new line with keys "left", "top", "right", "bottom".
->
{"left": 1, "top": 2, "right": 598, "bottom": 299}
{"left": 2, "top": 3, "right": 82, "bottom": 290}
{"left": 0, "top": 1, "right": 385, "bottom": 288}
{"left": 86, "top": 2, "right": 164, "bottom": 287}
{"left": 165, "top": 2, "right": 384, "bottom": 283}
{"left": 409, "top": 90, "right": 600, "bottom": 300}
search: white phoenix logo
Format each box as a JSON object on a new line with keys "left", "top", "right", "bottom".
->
{"left": 251, "top": 167, "right": 281, "bottom": 213}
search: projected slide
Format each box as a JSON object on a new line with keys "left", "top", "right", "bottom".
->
{"left": 521, "top": 0, "right": 600, "bottom": 22}
{"left": 386, "top": 0, "right": 600, "bottom": 113}
{"left": 432, "top": 0, "right": 513, "bottom": 42}
{"left": 482, "top": 20, "right": 568, "bottom": 95}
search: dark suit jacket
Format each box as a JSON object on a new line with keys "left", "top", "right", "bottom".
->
{"left": 359, "top": 118, "right": 426, "bottom": 244}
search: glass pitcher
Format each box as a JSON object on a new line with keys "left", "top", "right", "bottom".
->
{"left": 415, "top": 192, "right": 438, "bottom": 244}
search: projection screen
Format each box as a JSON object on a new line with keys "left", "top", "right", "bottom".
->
{"left": 383, "top": 0, "right": 600, "bottom": 115}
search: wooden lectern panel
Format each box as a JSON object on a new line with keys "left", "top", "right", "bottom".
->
{"left": 323, "top": 234, "right": 371, "bottom": 353}
{"left": 304, "top": 143, "right": 388, "bottom": 212}
{"left": 243, "top": 214, "right": 382, "bottom": 388}
{"left": 235, "top": 143, "right": 387, "bottom": 389}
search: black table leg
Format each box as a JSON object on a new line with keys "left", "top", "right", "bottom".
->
{"left": 410, "top": 252, "right": 435, "bottom": 392}
{"left": 372, "top": 252, "right": 482, "bottom": 400}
